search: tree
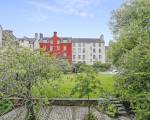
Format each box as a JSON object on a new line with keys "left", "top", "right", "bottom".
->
{"left": 72, "top": 62, "right": 85, "bottom": 73}
{"left": 71, "top": 67, "right": 103, "bottom": 119}
{"left": 93, "top": 61, "right": 111, "bottom": 72}
{"left": 57, "top": 58, "right": 72, "bottom": 74}
{"left": 0, "top": 41, "right": 61, "bottom": 120}
{"left": 108, "top": 0, "right": 150, "bottom": 119}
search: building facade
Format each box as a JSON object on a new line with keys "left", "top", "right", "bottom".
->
{"left": 17, "top": 32, "right": 106, "bottom": 64}
{"left": 18, "top": 33, "right": 39, "bottom": 50}
{"left": 39, "top": 32, "right": 72, "bottom": 62}
{"left": 71, "top": 35, "right": 105, "bottom": 64}
{"left": 39, "top": 32, "right": 105, "bottom": 64}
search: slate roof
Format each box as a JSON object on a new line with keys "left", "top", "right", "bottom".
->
{"left": 18, "top": 37, "right": 35, "bottom": 44}
{"left": 18, "top": 35, "right": 105, "bottom": 44}
{"left": 71, "top": 38, "right": 103, "bottom": 43}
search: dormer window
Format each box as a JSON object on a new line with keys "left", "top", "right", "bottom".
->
{"left": 50, "top": 40, "right": 53, "bottom": 44}
{"left": 57, "top": 39, "right": 61, "bottom": 44}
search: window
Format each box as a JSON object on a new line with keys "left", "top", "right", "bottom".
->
{"left": 64, "top": 52, "right": 67, "bottom": 57}
{"left": 99, "top": 55, "right": 101, "bottom": 59}
{"left": 57, "top": 40, "right": 60, "bottom": 44}
{"left": 99, "top": 49, "right": 101, "bottom": 53}
{"left": 64, "top": 46, "right": 66, "bottom": 50}
{"left": 50, "top": 40, "right": 53, "bottom": 44}
{"left": 73, "top": 55, "right": 76, "bottom": 59}
{"left": 73, "top": 48, "right": 76, "bottom": 53}
{"left": 93, "top": 49, "right": 96, "bottom": 53}
{"left": 93, "top": 43, "right": 96, "bottom": 47}
{"left": 63, "top": 40, "right": 67, "bottom": 43}
{"left": 83, "top": 43, "right": 85, "bottom": 47}
{"left": 83, "top": 48, "right": 85, "bottom": 53}
{"left": 90, "top": 47, "right": 92, "bottom": 50}
{"left": 99, "top": 43, "right": 101, "bottom": 47}
{"left": 78, "top": 48, "right": 81, "bottom": 53}
{"left": 78, "top": 55, "right": 81, "bottom": 59}
{"left": 93, "top": 55, "right": 96, "bottom": 59}
{"left": 67, "top": 40, "right": 71, "bottom": 43}
{"left": 21, "top": 40, "right": 24, "bottom": 43}
{"left": 73, "top": 43, "right": 76, "bottom": 47}
{"left": 57, "top": 46, "right": 60, "bottom": 50}
{"left": 83, "top": 55, "right": 85, "bottom": 59}
{"left": 78, "top": 43, "right": 81, "bottom": 47}
{"left": 50, "top": 46, "right": 53, "bottom": 51}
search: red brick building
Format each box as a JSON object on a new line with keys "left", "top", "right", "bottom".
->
{"left": 39, "top": 32, "right": 72, "bottom": 62}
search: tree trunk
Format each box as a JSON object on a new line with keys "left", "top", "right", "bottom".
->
{"left": 88, "top": 94, "right": 91, "bottom": 120}
{"left": 26, "top": 99, "right": 36, "bottom": 120}
{"left": 25, "top": 80, "right": 36, "bottom": 120}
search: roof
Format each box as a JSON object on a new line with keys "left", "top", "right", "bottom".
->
{"left": 18, "top": 37, "right": 35, "bottom": 44}
{"left": 18, "top": 34, "right": 105, "bottom": 44}
{"left": 71, "top": 38, "right": 101, "bottom": 43}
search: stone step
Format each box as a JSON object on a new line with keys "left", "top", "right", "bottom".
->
{"left": 109, "top": 98, "right": 118, "bottom": 101}
{"left": 110, "top": 100, "right": 120, "bottom": 104}
{"left": 118, "top": 111, "right": 128, "bottom": 116}
{"left": 118, "top": 106, "right": 126, "bottom": 111}
{"left": 115, "top": 104, "right": 123, "bottom": 107}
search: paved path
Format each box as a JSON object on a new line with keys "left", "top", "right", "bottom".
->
{"left": 0, "top": 106, "right": 131, "bottom": 120}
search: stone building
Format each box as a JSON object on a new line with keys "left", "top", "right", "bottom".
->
{"left": 18, "top": 33, "right": 39, "bottom": 50}
{"left": 71, "top": 34, "right": 105, "bottom": 64}
{"left": 39, "top": 32, "right": 106, "bottom": 64}
{"left": 0, "top": 25, "right": 17, "bottom": 47}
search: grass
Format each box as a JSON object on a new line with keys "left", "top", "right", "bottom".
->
{"left": 32, "top": 73, "right": 115, "bottom": 98}
{"left": 0, "top": 100, "right": 13, "bottom": 116}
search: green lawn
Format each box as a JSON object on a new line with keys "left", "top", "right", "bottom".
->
{"left": 0, "top": 100, "right": 13, "bottom": 116}
{"left": 32, "top": 73, "right": 115, "bottom": 98}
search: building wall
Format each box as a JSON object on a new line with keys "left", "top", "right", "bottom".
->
{"left": 39, "top": 32, "right": 72, "bottom": 62}
{"left": 18, "top": 32, "right": 105, "bottom": 64}
{"left": 72, "top": 41, "right": 105, "bottom": 65}
{"left": 19, "top": 40, "right": 31, "bottom": 48}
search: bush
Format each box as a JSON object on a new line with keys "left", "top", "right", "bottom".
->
{"left": 93, "top": 62, "right": 111, "bottom": 72}
{"left": 84, "top": 112, "right": 98, "bottom": 120}
{"left": 0, "top": 100, "right": 13, "bottom": 115}
{"left": 98, "top": 101, "right": 117, "bottom": 118}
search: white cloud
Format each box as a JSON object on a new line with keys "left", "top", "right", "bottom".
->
{"left": 27, "top": 0, "right": 100, "bottom": 17}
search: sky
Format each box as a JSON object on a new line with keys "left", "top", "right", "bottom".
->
{"left": 0, "top": 0, "right": 124, "bottom": 45}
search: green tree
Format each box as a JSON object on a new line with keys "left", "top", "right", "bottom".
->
{"left": 93, "top": 61, "right": 111, "bottom": 72}
{"left": 108, "top": 0, "right": 150, "bottom": 119}
{"left": 72, "top": 62, "right": 86, "bottom": 73}
{"left": 71, "top": 67, "right": 103, "bottom": 119}
{"left": 57, "top": 58, "right": 72, "bottom": 74}
{"left": 0, "top": 41, "right": 61, "bottom": 120}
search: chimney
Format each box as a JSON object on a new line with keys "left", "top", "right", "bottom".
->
{"left": 100, "top": 34, "right": 105, "bottom": 43}
{"left": 35, "top": 33, "right": 38, "bottom": 40}
{"left": 40, "top": 33, "right": 43, "bottom": 39}
{"left": 54, "top": 32, "right": 57, "bottom": 36}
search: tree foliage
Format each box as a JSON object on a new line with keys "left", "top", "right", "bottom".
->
{"left": 108, "top": 0, "right": 150, "bottom": 119}
{"left": 0, "top": 41, "right": 62, "bottom": 120}
{"left": 93, "top": 61, "right": 111, "bottom": 72}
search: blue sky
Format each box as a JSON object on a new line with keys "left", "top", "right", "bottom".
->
{"left": 0, "top": 0, "right": 124, "bottom": 45}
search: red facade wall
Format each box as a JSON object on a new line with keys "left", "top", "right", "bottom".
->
{"left": 39, "top": 32, "right": 72, "bottom": 62}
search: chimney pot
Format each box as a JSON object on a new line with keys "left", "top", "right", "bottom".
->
{"left": 40, "top": 33, "right": 43, "bottom": 39}
{"left": 54, "top": 32, "right": 57, "bottom": 36}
